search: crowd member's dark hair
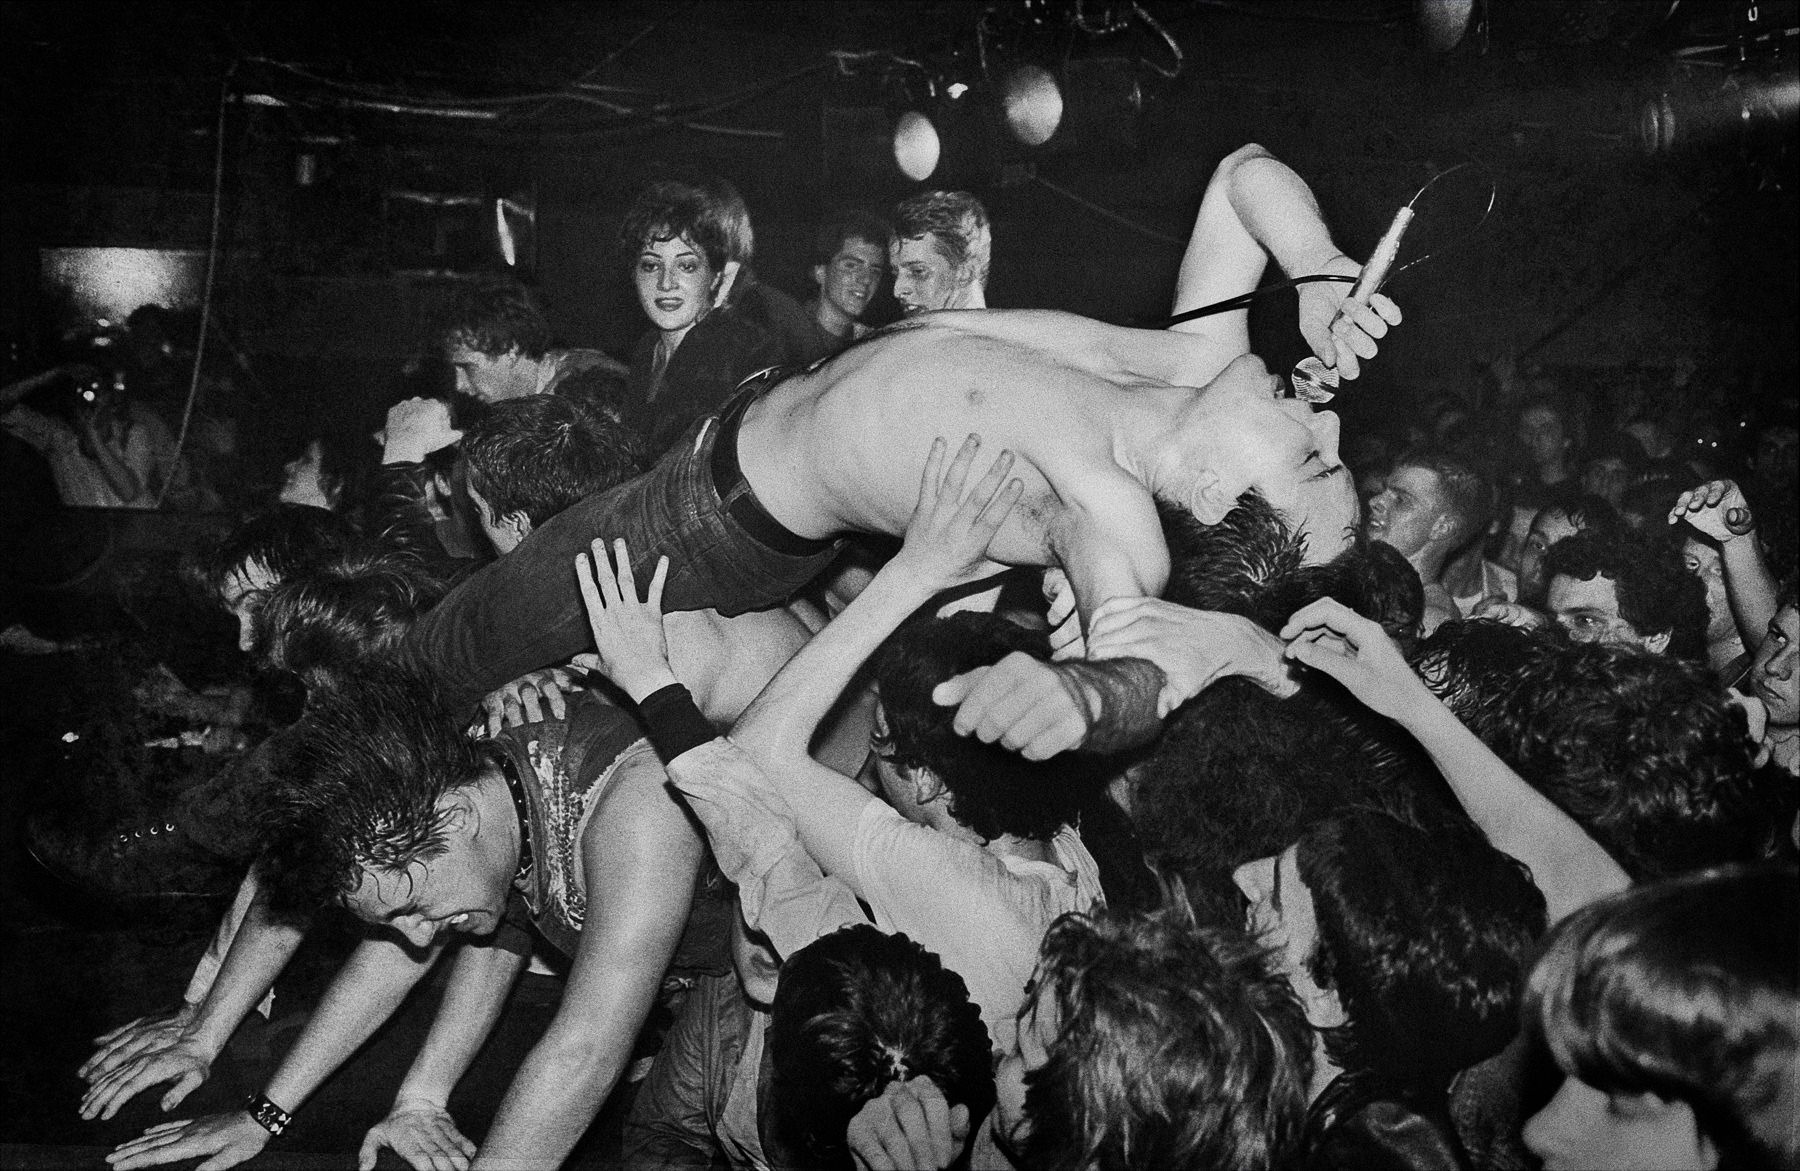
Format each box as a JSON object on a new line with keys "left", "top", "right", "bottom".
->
{"left": 1617, "top": 478, "right": 1689, "bottom": 536}
{"left": 437, "top": 280, "right": 551, "bottom": 361}
{"left": 1421, "top": 623, "right": 1779, "bottom": 880}
{"left": 812, "top": 208, "right": 893, "bottom": 266}
{"left": 1544, "top": 529, "right": 1710, "bottom": 660}
{"left": 460, "top": 396, "right": 644, "bottom": 528}
{"left": 1396, "top": 446, "right": 1495, "bottom": 549}
{"left": 198, "top": 505, "right": 364, "bottom": 599}
{"left": 1533, "top": 487, "right": 1620, "bottom": 535}
{"left": 618, "top": 180, "right": 734, "bottom": 274}
{"left": 767, "top": 925, "right": 994, "bottom": 1171}
{"left": 1584, "top": 429, "right": 1647, "bottom": 470}
{"left": 258, "top": 549, "right": 443, "bottom": 691}
{"left": 1010, "top": 890, "right": 1313, "bottom": 1171}
{"left": 1526, "top": 863, "right": 1799, "bottom": 1171}
{"left": 257, "top": 664, "right": 484, "bottom": 920}
{"left": 1296, "top": 810, "right": 1545, "bottom": 1087}
{"left": 873, "top": 612, "right": 1104, "bottom": 842}
{"left": 1138, "top": 494, "right": 1444, "bottom": 877}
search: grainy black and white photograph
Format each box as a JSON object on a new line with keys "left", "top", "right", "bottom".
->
{"left": 1, "top": 2, "right": 1795, "bottom": 1168}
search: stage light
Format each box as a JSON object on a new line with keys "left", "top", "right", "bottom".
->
{"left": 1637, "top": 68, "right": 1800, "bottom": 155}
{"left": 1418, "top": 0, "right": 1479, "bottom": 53}
{"left": 893, "top": 110, "right": 942, "bottom": 180}
{"left": 1001, "top": 65, "right": 1063, "bottom": 147}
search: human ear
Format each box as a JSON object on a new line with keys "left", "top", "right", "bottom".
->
{"left": 507, "top": 511, "right": 533, "bottom": 543}
{"left": 1191, "top": 469, "right": 1236, "bottom": 525}
{"left": 812, "top": 263, "right": 828, "bottom": 291}
{"left": 910, "top": 767, "right": 947, "bottom": 806}
{"left": 1643, "top": 629, "right": 1672, "bottom": 655}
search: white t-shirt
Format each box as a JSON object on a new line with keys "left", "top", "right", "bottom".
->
{"left": 852, "top": 801, "right": 1103, "bottom": 1053}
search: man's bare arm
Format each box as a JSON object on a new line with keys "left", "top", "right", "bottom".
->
{"left": 471, "top": 752, "right": 702, "bottom": 1169}
{"left": 1168, "top": 143, "right": 1400, "bottom": 384}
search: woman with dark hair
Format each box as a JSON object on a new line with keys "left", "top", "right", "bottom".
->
{"left": 617, "top": 179, "right": 785, "bottom": 455}
{"left": 1522, "top": 864, "right": 1798, "bottom": 1171}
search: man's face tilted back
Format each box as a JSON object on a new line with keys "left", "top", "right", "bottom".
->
{"left": 1174, "top": 354, "right": 1360, "bottom": 566}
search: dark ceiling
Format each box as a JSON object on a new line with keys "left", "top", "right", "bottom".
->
{"left": 2, "top": 0, "right": 1795, "bottom": 387}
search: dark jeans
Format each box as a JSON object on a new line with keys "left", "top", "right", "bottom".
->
{"left": 402, "top": 408, "right": 840, "bottom": 716}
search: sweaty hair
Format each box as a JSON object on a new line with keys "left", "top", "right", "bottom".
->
{"left": 767, "top": 924, "right": 994, "bottom": 1170}
{"left": 873, "top": 612, "right": 1105, "bottom": 842}
{"left": 1138, "top": 495, "right": 1442, "bottom": 877}
{"left": 1296, "top": 811, "right": 1546, "bottom": 1087}
{"left": 618, "top": 179, "right": 737, "bottom": 274}
{"left": 892, "top": 190, "right": 991, "bottom": 286}
{"left": 1420, "top": 623, "right": 1780, "bottom": 881}
{"left": 1011, "top": 892, "right": 1314, "bottom": 1171}
{"left": 460, "top": 395, "right": 644, "bottom": 528}
{"left": 1526, "top": 863, "right": 1799, "bottom": 1171}
{"left": 198, "top": 505, "right": 364, "bottom": 600}
{"left": 1395, "top": 446, "right": 1494, "bottom": 551}
{"left": 438, "top": 280, "right": 552, "bottom": 361}
{"left": 258, "top": 549, "right": 444, "bottom": 692}
{"left": 1544, "top": 529, "right": 1710, "bottom": 660}
{"left": 812, "top": 207, "right": 894, "bottom": 266}
{"left": 257, "top": 665, "right": 485, "bottom": 920}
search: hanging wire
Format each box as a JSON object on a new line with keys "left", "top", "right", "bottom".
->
{"left": 156, "top": 60, "right": 236, "bottom": 510}
{"left": 1030, "top": 175, "right": 1186, "bottom": 246}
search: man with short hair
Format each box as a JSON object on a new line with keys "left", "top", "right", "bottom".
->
{"left": 403, "top": 144, "right": 1402, "bottom": 717}
{"left": 890, "top": 190, "right": 991, "bottom": 314}
{"left": 801, "top": 208, "right": 892, "bottom": 359}
{"left": 438, "top": 280, "right": 627, "bottom": 412}
{"left": 1543, "top": 530, "right": 1709, "bottom": 659}
{"left": 459, "top": 395, "right": 644, "bottom": 556}
{"left": 1364, "top": 448, "right": 1503, "bottom": 632}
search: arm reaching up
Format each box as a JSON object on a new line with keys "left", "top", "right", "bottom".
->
{"left": 1169, "top": 144, "right": 1401, "bottom": 384}
{"left": 1280, "top": 598, "right": 1629, "bottom": 924}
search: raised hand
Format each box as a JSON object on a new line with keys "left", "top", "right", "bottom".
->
{"left": 382, "top": 397, "right": 462, "bottom": 465}
{"left": 478, "top": 665, "right": 578, "bottom": 737}
{"left": 107, "top": 1110, "right": 269, "bottom": 1171}
{"left": 1280, "top": 597, "right": 1432, "bottom": 721}
{"left": 359, "top": 1099, "right": 477, "bottom": 1171}
{"left": 1088, "top": 597, "right": 1296, "bottom": 713}
{"left": 1041, "top": 568, "right": 1085, "bottom": 660}
{"left": 574, "top": 538, "right": 677, "bottom": 703}
{"left": 1296, "top": 254, "right": 1402, "bottom": 382}
{"left": 846, "top": 1077, "right": 971, "bottom": 1171}
{"left": 891, "top": 435, "right": 1023, "bottom": 592}
{"left": 932, "top": 653, "right": 1092, "bottom": 761}
{"left": 1667, "top": 478, "right": 1755, "bottom": 543}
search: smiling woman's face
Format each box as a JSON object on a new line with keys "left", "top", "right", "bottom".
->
{"left": 634, "top": 233, "right": 717, "bottom": 337}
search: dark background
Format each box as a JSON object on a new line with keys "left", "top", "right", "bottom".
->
{"left": 3, "top": 0, "right": 1796, "bottom": 464}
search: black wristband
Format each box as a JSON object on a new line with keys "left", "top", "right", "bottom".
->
{"left": 244, "top": 1092, "right": 292, "bottom": 1137}
{"left": 638, "top": 683, "right": 717, "bottom": 762}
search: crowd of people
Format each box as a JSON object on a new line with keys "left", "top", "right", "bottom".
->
{"left": 10, "top": 143, "right": 1797, "bottom": 1171}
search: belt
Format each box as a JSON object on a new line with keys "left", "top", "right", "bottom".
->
{"left": 706, "top": 368, "right": 834, "bottom": 557}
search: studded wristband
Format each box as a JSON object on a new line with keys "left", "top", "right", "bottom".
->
{"left": 244, "top": 1092, "right": 292, "bottom": 1137}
